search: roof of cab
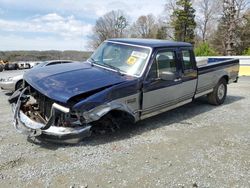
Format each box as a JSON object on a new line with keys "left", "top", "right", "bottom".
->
{"left": 108, "top": 38, "right": 192, "bottom": 48}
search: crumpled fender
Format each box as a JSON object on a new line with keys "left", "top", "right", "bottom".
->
{"left": 82, "top": 101, "right": 137, "bottom": 123}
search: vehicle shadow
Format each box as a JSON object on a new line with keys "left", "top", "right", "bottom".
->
{"left": 28, "top": 95, "right": 244, "bottom": 150}
{"left": 3, "top": 92, "right": 13, "bottom": 96}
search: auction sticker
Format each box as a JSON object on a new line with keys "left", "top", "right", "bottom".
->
{"left": 131, "top": 51, "right": 148, "bottom": 59}
{"left": 127, "top": 56, "right": 137, "bottom": 65}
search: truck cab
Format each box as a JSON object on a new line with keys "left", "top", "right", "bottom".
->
{"left": 140, "top": 42, "right": 197, "bottom": 119}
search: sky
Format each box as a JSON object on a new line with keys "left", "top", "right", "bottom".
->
{"left": 0, "top": 0, "right": 166, "bottom": 51}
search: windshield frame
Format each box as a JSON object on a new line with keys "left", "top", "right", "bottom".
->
{"left": 87, "top": 41, "right": 153, "bottom": 78}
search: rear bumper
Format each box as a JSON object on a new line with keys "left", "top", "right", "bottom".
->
{"left": 11, "top": 88, "right": 92, "bottom": 144}
{"left": 228, "top": 76, "right": 239, "bottom": 84}
{"left": 234, "top": 76, "right": 239, "bottom": 83}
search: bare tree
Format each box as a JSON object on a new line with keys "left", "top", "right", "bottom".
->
{"left": 195, "top": 0, "right": 221, "bottom": 42}
{"left": 235, "top": 0, "right": 250, "bottom": 18}
{"left": 88, "top": 10, "right": 129, "bottom": 49}
{"left": 237, "top": 10, "right": 250, "bottom": 54}
{"left": 130, "top": 14, "right": 158, "bottom": 38}
{"left": 222, "top": 0, "right": 249, "bottom": 55}
{"left": 210, "top": 0, "right": 250, "bottom": 55}
{"left": 155, "top": 0, "right": 179, "bottom": 40}
{"left": 165, "top": 0, "right": 178, "bottom": 13}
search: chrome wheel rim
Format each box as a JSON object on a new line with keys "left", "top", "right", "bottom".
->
{"left": 217, "top": 84, "right": 225, "bottom": 100}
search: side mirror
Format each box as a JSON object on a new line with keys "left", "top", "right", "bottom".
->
{"left": 159, "top": 71, "right": 176, "bottom": 81}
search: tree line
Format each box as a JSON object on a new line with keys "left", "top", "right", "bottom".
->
{"left": 88, "top": 0, "right": 250, "bottom": 56}
{"left": 0, "top": 51, "right": 92, "bottom": 62}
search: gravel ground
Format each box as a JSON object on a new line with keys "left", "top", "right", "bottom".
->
{"left": 0, "top": 77, "right": 250, "bottom": 188}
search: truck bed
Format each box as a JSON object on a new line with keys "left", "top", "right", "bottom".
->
{"left": 195, "top": 58, "right": 239, "bottom": 98}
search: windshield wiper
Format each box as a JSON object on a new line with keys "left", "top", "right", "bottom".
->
{"left": 103, "top": 63, "right": 124, "bottom": 76}
{"left": 89, "top": 59, "right": 124, "bottom": 76}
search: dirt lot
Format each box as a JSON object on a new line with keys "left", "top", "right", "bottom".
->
{"left": 0, "top": 77, "right": 250, "bottom": 188}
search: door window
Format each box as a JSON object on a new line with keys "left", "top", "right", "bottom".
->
{"left": 147, "top": 50, "right": 177, "bottom": 79}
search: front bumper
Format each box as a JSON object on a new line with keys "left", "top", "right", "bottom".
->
{"left": 0, "top": 81, "right": 15, "bottom": 91}
{"left": 11, "top": 88, "right": 92, "bottom": 144}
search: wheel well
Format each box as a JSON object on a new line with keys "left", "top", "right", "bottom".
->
{"left": 90, "top": 109, "right": 136, "bottom": 131}
{"left": 15, "top": 80, "right": 23, "bottom": 90}
{"left": 221, "top": 75, "right": 229, "bottom": 84}
{"left": 95, "top": 109, "right": 135, "bottom": 124}
{"left": 109, "top": 110, "right": 135, "bottom": 122}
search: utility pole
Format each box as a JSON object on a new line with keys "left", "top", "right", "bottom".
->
{"left": 223, "top": 0, "right": 237, "bottom": 56}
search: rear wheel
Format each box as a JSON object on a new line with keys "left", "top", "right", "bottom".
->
{"left": 207, "top": 78, "right": 227, "bottom": 105}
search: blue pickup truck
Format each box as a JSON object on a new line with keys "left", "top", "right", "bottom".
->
{"left": 9, "top": 39, "right": 239, "bottom": 144}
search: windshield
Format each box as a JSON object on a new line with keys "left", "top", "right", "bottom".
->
{"left": 89, "top": 42, "right": 151, "bottom": 76}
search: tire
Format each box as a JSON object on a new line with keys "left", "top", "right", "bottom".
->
{"left": 4, "top": 64, "right": 9, "bottom": 70}
{"left": 14, "top": 63, "right": 19, "bottom": 70}
{"left": 207, "top": 78, "right": 227, "bottom": 105}
{"left": 15, "top": 80, "right": 23, "bottom": 91}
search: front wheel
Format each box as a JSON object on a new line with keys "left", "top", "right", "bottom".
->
{"left": 207, "top": 78, "right": 227, "bottom": 105}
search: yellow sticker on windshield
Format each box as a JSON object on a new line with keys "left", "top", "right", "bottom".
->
{"left": 127, "top": 56, "right": 137, "bottom": 65}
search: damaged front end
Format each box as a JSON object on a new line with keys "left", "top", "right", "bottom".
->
{"left": 9, "top": 87, "right": 92, "bottom": 144}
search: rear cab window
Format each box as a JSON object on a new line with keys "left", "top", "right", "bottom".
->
{"left": 180, "top": 48, "right": 197, "bottom": 78}
{"left": 181, "top": 50, "right": 194, "bottom": 70}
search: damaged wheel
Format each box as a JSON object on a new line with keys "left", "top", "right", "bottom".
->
{"left": 91, "top": 114, "right": 120, "bottom": 135}
{"left": 91, "top": 111, "right": 134, "bottom": 136}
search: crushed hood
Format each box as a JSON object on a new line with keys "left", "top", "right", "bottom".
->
{"left": 24, "top": 62, "right": 132, "bottom": 104}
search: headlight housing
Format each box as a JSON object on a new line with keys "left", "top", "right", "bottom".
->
{"left": 3, "top": 77, "right": 13, "bottom": 82}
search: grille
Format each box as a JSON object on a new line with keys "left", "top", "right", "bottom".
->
{"left": 36, "top": 92, "right": 54, "bottom": 120}
{"left": 28, "top": 86, "right": 54, "bottom": 120}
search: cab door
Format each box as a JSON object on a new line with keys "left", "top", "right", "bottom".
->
{"left": 141, "top": 48, "right": 183, "bottom": 119}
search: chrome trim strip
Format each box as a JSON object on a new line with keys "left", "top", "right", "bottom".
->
{"left": 194, "top": 89, "right": 213, "bottom": 99}
{"left": 142, "top": 93, "right": 194, "bottom": 113}
{"left": 42, "top": 125, "right": 91, "bottom": 137}
{"left": 141, "top": 99, "right": 192, "bottom": 120}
